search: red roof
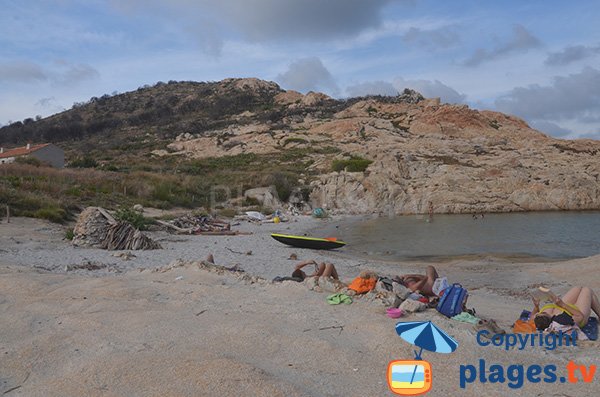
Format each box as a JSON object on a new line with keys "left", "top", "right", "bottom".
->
{"left": 0, "top": 143, "right": 51, "bottom": 159}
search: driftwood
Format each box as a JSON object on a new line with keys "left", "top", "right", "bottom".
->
{"left": 73, "top": 207, "right": 161, "bottom": 250}
{"left": 101, "top": 222, "right": 162, "bottom": 250}
{"left": 156, "top": 220, "right": 190, "bottom": 233}
{"left": 158, "top": 215, "right": 235, "bottom": 235}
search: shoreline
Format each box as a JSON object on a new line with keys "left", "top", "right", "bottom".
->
{"left": 1, "top": 215, "right": 600, "bottom": 396}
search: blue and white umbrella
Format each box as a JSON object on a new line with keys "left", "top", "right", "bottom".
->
{"left": 395, "top": 321, "right": 458, "bottom": 360}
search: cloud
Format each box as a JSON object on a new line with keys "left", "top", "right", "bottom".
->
{"left": 218, "top": 0, "right": 393, "bottom": 41}
{"left": 113, "top": 1, "right": 393, "bottom": 49}
{"left": 35, "top": 97, "right": 65, "bottom": 114}
{"left": 401, "top": 26, "right": 460, "bottom": 49}
{"left": 393, "top": 77, "right": 467, "bottom": 104}
{"left": 545, "top": 44, "right": 600, "bottom": 66}
{"left": 345, "top": 81, "right": 398, "bottom": 97}
{"left": 55, "top": 63, "right": 100, "bottom": 86}
{"left": 464, "top": 24, "right": 542, "bottom": 67}
{"left": 0, "top": 61, "right": 47, "bottom": 83}
{"left": 495, "top": 67, "right": 600, "bottom": 120}
{"left": 529, "top": 120, "right": 572, "bottom": 137}
{"left": 276, "top": 57, "right": 338, "bottom": 94}
{"left": 0, "top": 60, "right": 99, "bottom": 87}
{"left": 494, "top": 67, "right": 600, "bottom": 137}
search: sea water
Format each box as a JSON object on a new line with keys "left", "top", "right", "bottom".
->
{"left": 321, "top": 211, "right": 600, "bottom": 261}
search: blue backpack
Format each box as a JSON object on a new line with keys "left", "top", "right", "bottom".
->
{"left": 436, "top": 283, "right": 468, "bottom": 317}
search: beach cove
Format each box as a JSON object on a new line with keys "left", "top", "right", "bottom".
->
{"left": 1, "top": 215, "right": 599, "bottom": 396}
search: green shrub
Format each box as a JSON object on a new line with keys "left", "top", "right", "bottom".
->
{"left": 114, "top": 207, "right": 153, "bottom": 230}
{"left": 263, "top": 172, "right": 296, "bottom": 202}
{"left": 65, "top": 228, "right": 75, "bottom": 240}
{"left": 33, "top": 207, "right": 67, "bottom": 223}
{"left": 331, "top": 156, "right": 373, "bottom": 172}
{"left": 70, "top": 156, "right": 98, "bottom": 168}
{"left": 15, "top": 156, "right": 44, "bottom": 167}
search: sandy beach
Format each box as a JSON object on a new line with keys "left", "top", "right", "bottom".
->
{"left": 1, "top": 215, "right": 599, "bottom": 396}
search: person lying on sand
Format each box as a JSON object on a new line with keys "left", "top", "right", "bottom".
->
{"left": 396, "top": 265, "right": 440, "bottom": 297}
{"left": 532, "top": 286, "right": 600, "bottom": 332}
{"left": 292, "top": 260, "right": 339, "bottom": 281}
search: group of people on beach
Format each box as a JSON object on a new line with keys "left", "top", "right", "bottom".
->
{"left": 288, "top": 258, "right": 600, "bottom": 339}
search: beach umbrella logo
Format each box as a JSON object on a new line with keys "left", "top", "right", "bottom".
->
{"left": 387, "top": 321, "right": 458, "bottom": 396}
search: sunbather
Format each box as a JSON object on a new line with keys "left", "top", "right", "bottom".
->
{"left": 292, "top": 260, "right": 339, "bottom": 281}
{"left": 532, "top": 287, "right": 600, "bottom": 331}
{"left": 396, "top": 265, "right": 440, "bottom": 297}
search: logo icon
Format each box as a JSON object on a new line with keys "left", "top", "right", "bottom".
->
{"left": 389, "top": 321, "right": 458, "bottom": 395}
{"left": 387, "top": 359, "right": 432, "bottom": 395}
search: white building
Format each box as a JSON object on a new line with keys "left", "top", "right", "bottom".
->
{"left": 0, "top": 143, "right": 65, "bottom": 168}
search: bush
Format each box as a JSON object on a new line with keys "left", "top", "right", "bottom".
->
{"left": 65, "top": 228, "right": 75, "bottom": 240}
{"left": 70, "top": 156, "right": 98, "bottom": 168}
{"left": 33, "top": 207, "right": 67, "bottom": 223}
{"left": 15, "top": 156, "right": 44, "bottom": 167}
{"left": 263, "top": 172, "right": 296, "bottom": 202}
{"left": 331, "top": 156, "right": 373, "bottom": 172}
{"left": 114, "top": 207, "right": 153, "bottom": 230}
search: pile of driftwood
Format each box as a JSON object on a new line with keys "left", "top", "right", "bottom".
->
{"left": 157, "top": 214, "right": 245, "bottom": 235}
{"left": 72, "top": 207, "right": 162, "bottom": 250}
{"left": 103, "top": 222, "right": 162, "bottom": 250}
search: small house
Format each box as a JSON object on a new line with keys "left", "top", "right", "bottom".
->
{"left": 0, "top": 143, "right": 65, "bottom": 168}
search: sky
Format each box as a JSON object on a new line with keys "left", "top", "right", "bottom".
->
{"left": 1, "top": 0, "right": 599, "bottom": 139}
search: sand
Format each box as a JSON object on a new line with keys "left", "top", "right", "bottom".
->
{"left": 1, "top": 216, "right": 599, "bottom": 396}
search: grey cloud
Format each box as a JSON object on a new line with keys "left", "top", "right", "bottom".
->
{"left": 545, "top": 44, "right": 600, "bottom": 66}
{"left": 345, "top": 81, "right": 398, "bottom": 97}
{"left": 113, "top": 0, "right": 394, "bottom": 54}
{"left": 185, "top": 20, "right": 224, "bottom": 57}
{"left": 529, "top": 120, "right": 572, "bottom": 137}
{"left": 495, "top": 67, "right": 600, "bottom": 121}
{"left": 393, "top": 77, "right": 467, "bottom": 104}
{"left": 56, "top": 63, "right": 100, "bottom": 85}
{"left": 401, "top": 26, "right": 460, "bottom": 49}
{"left": 276, "top": 57, "right": 338, "bottom": 94}
{"left": 578, "top": 131, "right": 600, "bottom": 140}
{"left": 464, "top": 25, "right": 542, "bottom": 67}
{"left": 35, "top": 97, "right": 64, "bottom": 113}
{"left": 494, "top": 67, "right": 600, "bottom": 138}
{"left": 0, "top": 61, "right": 47, "bottom": 83}
{"left": 218, "top": 0, "right": 393, "bottom": 41}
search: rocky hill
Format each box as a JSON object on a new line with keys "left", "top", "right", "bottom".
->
{"left": 1, "top": 77, "right": 599, "bottom": 215}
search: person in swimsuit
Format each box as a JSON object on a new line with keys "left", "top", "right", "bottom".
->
{"left": 292, "top": 260, "right": 339, "bottom": 281}
{"left": 396, "top": 265, "right": 439, "bottom": 297}
{"left": 532, "top": 287, "right": 600, "bottom": 331}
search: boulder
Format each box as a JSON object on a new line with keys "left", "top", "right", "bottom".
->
{"left": 244, "top": 186, "right": 283, "bottom": 209}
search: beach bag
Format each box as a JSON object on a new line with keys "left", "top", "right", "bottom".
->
{"left": 436, "top": 283, "right": 468, "bottom": 317}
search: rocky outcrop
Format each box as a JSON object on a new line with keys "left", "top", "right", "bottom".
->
{"left": 159, "top": 83, "right": 600, "bottom": 215}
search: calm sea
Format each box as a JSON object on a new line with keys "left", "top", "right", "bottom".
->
{"left": 319, "top": 211, "right": 600, "bottom": 261}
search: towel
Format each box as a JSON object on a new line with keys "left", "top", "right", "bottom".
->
{"left": 327, "top": 293, "right": 353, "bottom": 305}
{"left": 451, "top": 312, "right": 480, "bottom": 324}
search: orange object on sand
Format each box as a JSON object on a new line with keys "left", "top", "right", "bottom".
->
{"left": 348, "top": 277, "right": 377, "bottom": 294}
{"left": 513, "top": 319, "right": 536, "bottom": 333}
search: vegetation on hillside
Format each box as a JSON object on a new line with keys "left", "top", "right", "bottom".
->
{"left": 0, "top": 79, "right": 406, "bottom": 223}
{"left": 0, "top": 147, "right": 313, "bottom": 222}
